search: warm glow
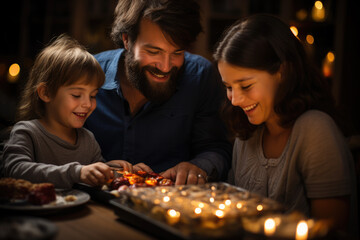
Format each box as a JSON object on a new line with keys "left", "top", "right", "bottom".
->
{"left": 168, "top": 209, "right": 177, "bottom": 217}
{"left": 194, "top": 207, "right": 202, "bottom": 214}
{"left": 219, "top": 203, "right": 225, "bottom": 210}
{"left": 9, "top": 63, "right": 20, "bottom": 77}
{"left": 198, "top": 202, "right": 204, "bottom": 208}
{"left": 163, "top": 196, "right": 170, "bottom": 202}
{"left": 145, "top": 178, "right": 157, "bottom": 186}
{"left": 264, "top": 218, "right": 276, "bottom": 236}
{"left": 327, "top": 51, "right": 335, "bottom": 62}
{"left": 166, "top": 209, "right": 180, "bottom": 225}
{"left": 306, "top": 35, "right": 314, "bottom": 44}
{"left": 290, "top": 26, "right": 298, "bottom": 36}
{"left": 312, "top": 1, "right": 325, "bottom": 21}
{"left": 215, "top": 210, "right": 224, "bottom": 218}
{"left": 257, "top": 204, "right": 263, "bottom": 211}
{"left": 322, "top": 51, "right": 335, "bottom": 77}
{"left": 296, "top": 221, "right": 308, "bottom": 240}
{"left": 315, "top": 1, "right": 323, "bottom": 9}
{"left": 236, "top": 202, "right": 243, "bottom": 209}
{"left": 209, "top": 197, "right": 214, "bottom": 203}
{"left": 225, "top": 199, "right": 231, "bottom": 206}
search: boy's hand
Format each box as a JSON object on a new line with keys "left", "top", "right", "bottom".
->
{"left": 107, "top": 160, "right": 133, "bottom": 172}
{"left": 80, "top": 162, "right": 113, "bottom": 186}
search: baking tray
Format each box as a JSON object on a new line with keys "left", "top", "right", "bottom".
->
{"left": 110, "top": 196, "right": 245, "bottom": 240}
{"left": 109, "top": 183, "right": 286, "bottom": 240}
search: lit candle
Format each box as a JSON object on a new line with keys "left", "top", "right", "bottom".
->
{"left": 264, "top": 218, "right": 276, "bottom": 236}
{"left": 163, "top": 196, "right": 170, "bottom": 202}
{"left": 194, "top": 207, "right": 202, "bottom": 215}
{"left": 166, "top": 209, "right": 181, "bottom": 225}
{"left": 215, "top": 210, "right": 224, "bottom": 218}
{"left": 257, "top": 204, "right": 264, "bottom": 211}
{"left": 312, "top": 1, "right": 325, "bottom": 21}
{"left": 295, "top": 221, "right": 308, "bottom": 240}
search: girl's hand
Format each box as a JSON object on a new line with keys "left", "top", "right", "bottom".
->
{"left": 80, "top": 162, "right": 113, "bottom": 186}
{"left": 107, "top": 160, "right": 133, "bottom": 172}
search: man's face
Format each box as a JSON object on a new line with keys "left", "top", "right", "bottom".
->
{"left": 124, "top": 19, "right": 185, "bottom": 104}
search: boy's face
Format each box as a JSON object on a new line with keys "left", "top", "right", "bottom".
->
{"left": 45, "top": 76, "right": 99, "bottom": 130}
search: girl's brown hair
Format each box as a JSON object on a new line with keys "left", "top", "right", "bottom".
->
{"left": 213, "top": 14, "right": 337, "bottom": 140}
{"left": 16, "top": 34, "right": 105, "bottom": 122}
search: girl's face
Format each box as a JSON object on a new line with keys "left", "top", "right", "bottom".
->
{"left": 218, "top": 61, "right": 281, "bottom": 126}
{"left": 44, "top": 76, "right": 99, "bottom": 131}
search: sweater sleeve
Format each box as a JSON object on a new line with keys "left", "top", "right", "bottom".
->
{"left": 2, "top": 122, "right": 82, "bottom": 189}
{"left": 295, "top": 111, "right": 352, "bottom": 198}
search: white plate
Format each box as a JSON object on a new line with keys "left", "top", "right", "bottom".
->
{"left": 0, "top": 189, "right": 90, "bottom": 212}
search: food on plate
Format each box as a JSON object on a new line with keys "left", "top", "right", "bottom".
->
{"left": 0, "top": 178, "right": 32, "bottom": 199}
{"left": 105, "top": 170, "right": 174, "bottom": 193}
{"left": 0, "top": 178, "right": 56, "bottom": 205}
{"left": 28, "top": 183, "right": 56, "bottom": 205}
{"left": 64, "top": 195, "right": 78, "bottom": 202}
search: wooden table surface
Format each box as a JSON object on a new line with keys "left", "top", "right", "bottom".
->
{"left": 38, "top": 200, "right": 156, "bottom": 240}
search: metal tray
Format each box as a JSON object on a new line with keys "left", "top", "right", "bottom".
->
{"left": 110, "top": 196, "right": 245, "bottom": 240}
{"left": 109, "top": 183, "right": 284, "bottom": 240}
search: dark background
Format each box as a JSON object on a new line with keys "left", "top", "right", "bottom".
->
{"left": 1, "top": 0, "right": 359, "bottom": 145}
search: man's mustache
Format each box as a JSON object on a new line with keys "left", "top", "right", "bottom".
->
{"left": 143, "top": 65, "right": 178, "bottom": 76}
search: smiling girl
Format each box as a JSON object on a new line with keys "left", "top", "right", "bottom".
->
{"left": 214, "top": 14, "right": 357, "bottom": 237}
{"left": 1, "top": 34, "right": 136, "bottom": 188}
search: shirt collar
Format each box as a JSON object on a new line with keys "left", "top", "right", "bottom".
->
{"left": 102, "top": 49, "right": 124, "bottom": 90}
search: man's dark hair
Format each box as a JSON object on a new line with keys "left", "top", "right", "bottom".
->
{"left": 111, "top": 0, "right": 202, "bottom": 50}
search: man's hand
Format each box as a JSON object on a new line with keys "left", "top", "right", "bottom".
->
{"left": 161, "top": 162, "right": 207, "bottom": 185}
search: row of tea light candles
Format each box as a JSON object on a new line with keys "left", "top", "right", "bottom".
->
{"left": 264, "top": 217, "right": 309, "bottom": 239}
{"left": 162, "top": 193, "right": 309, "bottom": 239}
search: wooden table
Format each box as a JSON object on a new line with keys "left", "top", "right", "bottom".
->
{"left": 44, "top": 200, "right": 156, "bottom": 240}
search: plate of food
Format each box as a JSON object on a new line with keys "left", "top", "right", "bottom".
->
{"left": 0, "top": 178, "right": 90, "bottom": 212}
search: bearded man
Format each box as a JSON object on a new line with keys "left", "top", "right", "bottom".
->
{"left": 85, "top": 0, "right": 231, "bottom": 185}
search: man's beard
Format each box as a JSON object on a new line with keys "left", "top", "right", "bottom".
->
{"left": 124, "top": 50, "right": 182, "bottom": 104}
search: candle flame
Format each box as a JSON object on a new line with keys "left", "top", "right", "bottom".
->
{"left": 296, "top": 221, "right": 308, "bottom": 240}
{"left": 264, "top": 218, "right": 276, "bottom": 236}
{"left": 215, "top": 210, "right": 224, "bottom": 218}
{"left": 194, "top": 207, "right": 202, "bottom": 214}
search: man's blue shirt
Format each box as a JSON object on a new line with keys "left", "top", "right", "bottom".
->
{"left": 85, "top": 49, "right": 231, "bottom": 180}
